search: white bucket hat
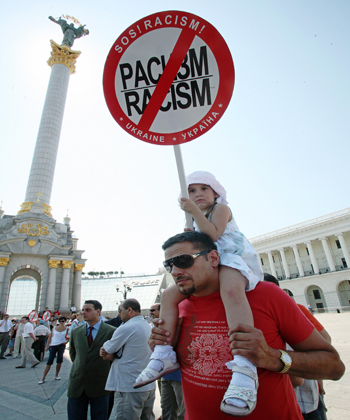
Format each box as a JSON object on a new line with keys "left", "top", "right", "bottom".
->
{"left": 178, "top": 171, "right": 228, "bottom": 205}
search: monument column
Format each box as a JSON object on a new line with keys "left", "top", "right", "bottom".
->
{"left": 60, "top": 260, "right": 74, "bottom": 311}
{"left": 267, "top": 251, "right": 277, "bottom": 278}
{"left": 305, "top": 241, "right": 319, "bottom": 274}
{"left": 0, "top": 257, "right": 10, "bottom": 299}
{"left": 292, "top": 245, "right": 305, "bottom": 277}
{"left": 319, "top": 237, "right": 336, "bottom": 271}
{"left": 73, "top": 264, "right": 85, "bottom": 310}
{"left": 46, "top": 259, "right": 60, "bottom": 309}
{"left": 24, "top": 42, "right": 81, "bottom": 206}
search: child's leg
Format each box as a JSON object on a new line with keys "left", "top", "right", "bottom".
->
{"left": 158, "top": 284, "right": 187, "bottom": 346}
{"left": 134, "top": 284, "right": 186, "bottom": 388}
{"left": 220, "top": 266, "right": 258, "bottom": 416}
{"left": 220, "top": 266, "right": 253, "bottom": 331}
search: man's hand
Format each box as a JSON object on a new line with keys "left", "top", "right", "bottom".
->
{"left": 99, "top": 346, "right": 115, "bottom": 361}
{"left": 148, "top": 318, "right": 183, "bottom": 351}
{"left": 229, "top": 324, "right": 282, "bottom": 372}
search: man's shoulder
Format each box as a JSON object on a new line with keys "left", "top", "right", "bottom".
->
{"left": 248, "top": 281, "right": 285, "bottom": 301}
{"left": 71, "top": 323, "right": 86, "bottom": 337}
{"left": 101, "top": 322, "right": 116, "bottom": 334}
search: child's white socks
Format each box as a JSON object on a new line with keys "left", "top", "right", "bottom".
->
{"left": 225, "top": 356, "right": 257, "bottom": 408}
{"left": 147, "top": 345, "right": 177, "bottom": 373}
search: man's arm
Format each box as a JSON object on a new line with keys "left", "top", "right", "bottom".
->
{"left": 69, "top": 329, "right": 76, "bottom": 362}
{"left": 102, "top": 325, "right": 130, "bottom": 355}
{"left": 229, "top": 324, "right": 345, "bottom": 381}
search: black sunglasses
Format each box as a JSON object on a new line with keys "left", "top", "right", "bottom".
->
{"left": 163, "top": 250, "right": 211, "bottom": 273}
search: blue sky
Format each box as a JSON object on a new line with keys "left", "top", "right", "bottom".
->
{"left": 1, "top": 1, "right": 349, "bottom": 274}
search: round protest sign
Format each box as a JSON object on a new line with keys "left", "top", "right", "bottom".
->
{"left": 103, "top": 10, "right": 235, "bottom": 145}
{"left": 42, "top": 310, "right": 51, "bottom": 322}
{"left": 28, "top": 310, "right": 39, "bottom": 323}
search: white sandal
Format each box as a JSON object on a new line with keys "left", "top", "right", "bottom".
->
{"left": 220, "top": 365, "right": 259, "bottom": 417}
{"left": 38, "top": 380, "right": 45, "bottom": 385}
{"left": 133, "top": 358, "right": 180, "bottom": 389}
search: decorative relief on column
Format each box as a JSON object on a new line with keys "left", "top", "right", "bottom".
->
{"left": 74, "top": 264, "right": 85, "bottom": 272}
{"left": 18, "top": 202, "right": 33, "bottom": 214}
{"left": 47, "top": 40, "right": 81, "bottom": 74}
{"left": 48, "top": 260, "right": 60, "bottom": 269}
{"left": 18, "top": 223, "right": 49, "bottom": 237}
{"left": 0, "top": 257, "right": 10, "bottom": 267}
{"left": 42, "top": 203, "right": 53, "bottom": 217}
{"left": 17, "top": 202, "right": 53, "bottom": 217}
{"left": 62, "top": 260, "right": 74, "bottom": 269}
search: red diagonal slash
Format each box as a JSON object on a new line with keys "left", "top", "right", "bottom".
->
{"left": 137, "top": 29, "right": 196, "bottom": 132}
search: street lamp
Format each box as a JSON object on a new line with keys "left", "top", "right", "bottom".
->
{"left": 116, "top": 280, "right": 133, "bottom": 301}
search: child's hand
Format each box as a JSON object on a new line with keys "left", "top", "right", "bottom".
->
{"left": 180, "top": 197, "right": 198, "bottom": 214}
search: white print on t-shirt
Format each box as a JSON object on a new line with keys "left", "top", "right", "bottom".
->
{"left": 180, "top": 319, "right": 232, "bottom": 385}
{"left": 187, "top": 333, "right": 230, "bottom": 375}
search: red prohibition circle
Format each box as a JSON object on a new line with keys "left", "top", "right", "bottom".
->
{"left": 103, "top": 10, "right": 235, "bottom": 146}
{"left": 28, "top": 310, "right": 39, "bottom": 322}
{"left": 42, "top": 311, "right": 51, "bottom": 322}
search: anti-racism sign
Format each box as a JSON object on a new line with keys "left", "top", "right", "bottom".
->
{"left": 28, "top": 310, "right": 39, "bottom": 323}
{"left": 42, "top": 310, "right": 51, "bottom": 322}
{"left": 103, "top": 10, "right": 235, "bottom": 146}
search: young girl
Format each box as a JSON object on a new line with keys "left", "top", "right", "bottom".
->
{"left": 134, "top": 171, "right": 263, "bottom": 416}
{"left": 38, "top": 316, "right": 69, "bottom": 384}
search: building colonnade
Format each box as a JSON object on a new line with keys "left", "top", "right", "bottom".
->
{"left": 259, "top": 232, "right": 350, "bottom": 281}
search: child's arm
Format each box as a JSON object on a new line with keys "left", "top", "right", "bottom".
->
{"left": 180, "top": 199, "right": 230, "bottom": 241}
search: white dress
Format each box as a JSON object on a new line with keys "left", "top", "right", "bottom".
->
{"left": 194, "top": 206, "right": 263, "bottom": 291}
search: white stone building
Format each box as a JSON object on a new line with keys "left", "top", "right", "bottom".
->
{"left": 250, "top": 208, "right": 350, "bottom": 312}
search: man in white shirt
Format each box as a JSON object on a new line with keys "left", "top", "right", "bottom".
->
{"left": 101, "top": 298, "right": 156, "bottom": 420}
{"left": 0, "top": 314, "right": 12, "bottom": 359}
{"left": 16, "top": 317, "right": 40, "bottom": 368}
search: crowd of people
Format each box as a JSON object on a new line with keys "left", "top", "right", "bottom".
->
{"left": 0, "top": 172, "right": 346, "bottom": 419}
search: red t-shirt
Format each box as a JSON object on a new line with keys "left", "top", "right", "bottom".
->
{"left": 177, "top": 281, "right": 314, "bottom": 420}
{"left": 297, "top": 304, "right": 324, "bottom": 332}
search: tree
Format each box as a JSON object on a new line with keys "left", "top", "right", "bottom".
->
{"left": 87, "top": 271, "right": 95, "bottom": 277}
{"left": 100, "top": 271, "right": 106, "bottom": 276}
{"left": 114, "top": 271, "right": 119, "bottom": 275}
{"left": 120, "top": 271, "right": 125, "bottom": 277}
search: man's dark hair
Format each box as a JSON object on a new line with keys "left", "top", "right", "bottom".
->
{"left": 264, "top": 273, "right": 280, "bottom": 287}
{"left": 122, "top": 298, "right": 141, "bottom": 313}
{"left": 58, "top": 316, "right": 67, "bottom": 322}
{"left": 162, "top": 231, "right": 217, "bottom": 252}
{"left": 22, "top": 316, "right": 29, "bottom": 321}
{"left": 84, "top": 300, "right": 102, "bottom": 311}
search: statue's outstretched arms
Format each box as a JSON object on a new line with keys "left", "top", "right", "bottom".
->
{"left": 48, "top": 16, "right": 58, "bottom": 24}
